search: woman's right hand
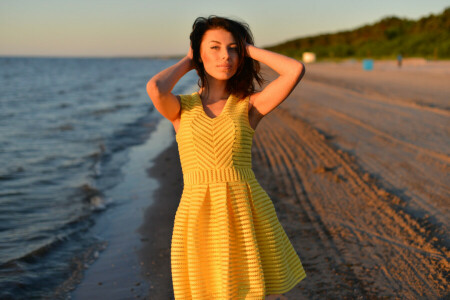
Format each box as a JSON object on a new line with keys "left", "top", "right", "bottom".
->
{"left": 187, "top": 44, "right": 194, "bottom": 60}
{"left": 185, "top": 44, "right": 195, "bottom": 70}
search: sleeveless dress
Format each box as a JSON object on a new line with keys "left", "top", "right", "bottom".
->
{"left": 171, "top": 91, "right": 306, "bottom": 299}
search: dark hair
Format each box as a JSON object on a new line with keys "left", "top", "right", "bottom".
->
{"left": 189, "top": 15, "right": 266, "bottom": 100}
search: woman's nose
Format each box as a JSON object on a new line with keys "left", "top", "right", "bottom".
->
{"left": 222, "top": 48, "right": 231, "bottom": 59}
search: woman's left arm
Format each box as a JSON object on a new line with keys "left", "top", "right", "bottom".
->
{"left": 246, "top": 43, "right": 305, "bottom": 117}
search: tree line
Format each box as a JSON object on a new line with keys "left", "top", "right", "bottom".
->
{"left": 265, "top": 7, "right": 450, "bottom": 60}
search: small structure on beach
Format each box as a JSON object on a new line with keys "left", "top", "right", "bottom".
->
{"left": 362, "top": 59, "right": 374, "bottom": 71}
{"left": 302, "top": 52, "right": 316, "bottom": 63}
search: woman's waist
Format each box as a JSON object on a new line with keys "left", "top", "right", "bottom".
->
{"left": 182, "top": 166, "right": 255, "bottom": 184}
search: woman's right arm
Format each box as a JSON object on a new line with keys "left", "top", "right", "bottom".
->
{"left": 146, "top": 48, "right": 194, "bottom": 122}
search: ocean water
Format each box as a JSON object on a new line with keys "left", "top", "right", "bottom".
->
{"left": 0, "top": 56, "right": 197, "bottom": 299}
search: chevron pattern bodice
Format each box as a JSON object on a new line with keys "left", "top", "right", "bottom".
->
{"left": 175, "top": 92, "right": 255, "bottom": 184}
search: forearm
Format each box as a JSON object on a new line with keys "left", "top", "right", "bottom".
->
{"left": 148, "top": 56, "right": 194, "bottom": 95}
{"left": 246, "top": 44, "right": 303, "bottom": 76}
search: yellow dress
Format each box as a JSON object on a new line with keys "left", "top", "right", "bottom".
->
{"left": 171, "top": 92, "right": 306, "bottom": 299}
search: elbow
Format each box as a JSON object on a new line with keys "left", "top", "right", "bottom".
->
{"left": 295, "top": 62, "right": 306, "bottom": 84}
{"left": 146, "top": 78, "right": 160, "bottom": 99}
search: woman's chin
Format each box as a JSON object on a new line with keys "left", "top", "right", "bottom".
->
{"left": 205, "top": 70, "right": 237, "bottom": 81}
{"left": 214, "top": 73, "right": 236, "bottom": 81}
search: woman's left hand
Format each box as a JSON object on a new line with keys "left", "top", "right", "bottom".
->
{"left": 244, "top": 42, "right": 252, "bottom": 57}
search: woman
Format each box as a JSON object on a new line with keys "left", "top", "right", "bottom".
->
{"left": 147, "top": 15, "right": 306, "bottom": 300}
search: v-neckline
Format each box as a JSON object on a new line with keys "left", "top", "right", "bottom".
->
{"left": 195, "top": 92, "right": 233, "bottom": 120}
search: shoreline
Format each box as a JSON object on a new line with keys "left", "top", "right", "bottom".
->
{"left": 136, "top": 139, "right": 182, "bottom": 299}
{"left": 68, "top": 116, "right": 178, "bottom": 300}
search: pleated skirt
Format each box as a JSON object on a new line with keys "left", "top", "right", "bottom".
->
{"left": 170, "top": 177, "right": 306, "bottom": 299}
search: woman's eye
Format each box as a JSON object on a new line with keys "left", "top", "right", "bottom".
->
{"left": 210, "top": 46, "right": 237, "bottom": 51}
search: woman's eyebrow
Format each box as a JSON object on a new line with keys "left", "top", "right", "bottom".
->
{"left": 209, "top": 40, "right": 237, "bottom": 45}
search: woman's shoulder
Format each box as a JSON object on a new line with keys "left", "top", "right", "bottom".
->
{"left": 176, "top": 92, "right": 197, "bottom": 108}
{"left": 233, "top": 92, "right": 258, "bottom": 113}
{"left": 246, "top": 91, "right": 261, "bottom": 111}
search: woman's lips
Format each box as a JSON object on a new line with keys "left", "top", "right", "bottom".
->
{"left": 218, "top": 65, "right": 232, "bottom": 70}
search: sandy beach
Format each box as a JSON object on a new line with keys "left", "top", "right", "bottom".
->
{"left": 246, "top": 60, "right": 449, "bottom": 298}
{"left": 73, "top": 59, "right": 449, "bottom": 299}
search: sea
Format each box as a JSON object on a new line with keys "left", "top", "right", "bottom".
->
{"left": 0, "top": 56, "right": 197, "bottom": 299}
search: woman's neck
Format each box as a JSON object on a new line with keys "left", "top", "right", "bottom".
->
{"left": 199, "top": 75, "right": 230, "bottom": 103}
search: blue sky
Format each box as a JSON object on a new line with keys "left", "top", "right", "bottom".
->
{"left": 0, "top": 0, "right": 448, "bottom": 57}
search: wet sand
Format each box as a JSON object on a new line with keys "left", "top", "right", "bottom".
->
{"left": 137, "top": 60, "right": 449, "bottom": 299}
{"left": 137, "top": 139, "right": 182, "bottom": 299}
{"left": 68, "top": 118, "right": 176, "bottom": 300}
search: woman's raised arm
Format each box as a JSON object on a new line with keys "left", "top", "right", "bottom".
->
{"left": 146, "top": 47, "right": 194, "bottom": 122}
{"left": 246, "top": 43, "right": 305, "bottom": 117}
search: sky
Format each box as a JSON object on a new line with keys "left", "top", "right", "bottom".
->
{"left": 0, "top": 0, "right": 448, "bottom": 57}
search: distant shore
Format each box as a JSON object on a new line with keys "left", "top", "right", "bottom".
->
{"left": 3, "top": 53, "right": 450, "bottom": 62}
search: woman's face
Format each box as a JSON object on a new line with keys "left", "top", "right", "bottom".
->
{"left": 199, "top": 28, "right": 239, "bottom": 81}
